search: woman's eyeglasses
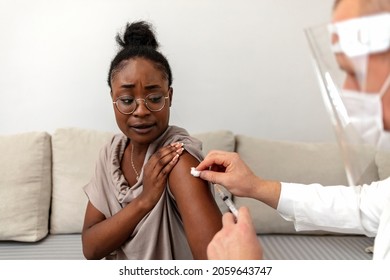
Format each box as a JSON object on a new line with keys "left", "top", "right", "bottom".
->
{"left": 113, "top": 92, "right": 169, "bottom": 115}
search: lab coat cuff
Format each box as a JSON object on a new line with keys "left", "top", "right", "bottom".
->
{"left": 277, "top": 182, "right": 300, "bottom": 220}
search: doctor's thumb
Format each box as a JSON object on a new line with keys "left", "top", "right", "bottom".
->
{"left": 199, "top": 170, "right": 223, "bottom": 185}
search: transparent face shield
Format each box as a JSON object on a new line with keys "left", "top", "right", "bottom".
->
{"left": 305, "top": 13, "right": 390, "bottom": 186}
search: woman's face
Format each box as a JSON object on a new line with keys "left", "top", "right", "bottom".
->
{"left": 111, "top": 58, "right": 172, "bottom": 145}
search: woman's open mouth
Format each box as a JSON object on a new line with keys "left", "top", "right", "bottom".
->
{"left": 131, "top": 123, "right": 155, "bottom": 134}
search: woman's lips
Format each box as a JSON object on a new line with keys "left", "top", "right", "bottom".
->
{"left": 131, "top": 123, "right": 155, "bottom": 134}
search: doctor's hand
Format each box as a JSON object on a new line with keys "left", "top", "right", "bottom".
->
{"left": 196, "top": 150, "right": 282, "bottom": 209}
{"left": 195, "top": 150, "right": 259, "bottom": 198}
{"left": 207, "top": 207, "right": 263, "bottom": 260}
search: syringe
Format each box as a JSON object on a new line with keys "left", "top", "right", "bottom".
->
{"left": 190, "top": 167, "right": 238, "bottom": 219}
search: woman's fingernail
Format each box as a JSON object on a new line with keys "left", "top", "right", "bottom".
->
{"left": 176, "top": 147, "right": 184, "bottom": 155}
{"left": 171, "top": 153, "right": 179, "bottom": 163}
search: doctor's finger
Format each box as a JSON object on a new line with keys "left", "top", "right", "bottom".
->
{"left": 196, "top": 150, "right": 236, "bottom": 171}
{"left": 221, "top": 212, "right": 236, "bottom": 226}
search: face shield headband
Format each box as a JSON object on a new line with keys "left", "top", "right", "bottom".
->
{"left": 328, "top": 13, "right": 390, "bottom": 57}
{"left": 305, "top": 12, "right": 390, "bottom": 186}
{"left": 328, "top": 13, "right": 390, "bottom": 91}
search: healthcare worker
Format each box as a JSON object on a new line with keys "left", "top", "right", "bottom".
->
{"left": 196, "top": 0, "right": 390, "bottom": 260}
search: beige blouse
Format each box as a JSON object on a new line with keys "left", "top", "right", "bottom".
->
{"left": 84, "top": 126, "right": 210, "bottom": 259}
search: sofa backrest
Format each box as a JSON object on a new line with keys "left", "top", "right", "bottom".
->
{"left": 49, "top": 127, "right": 236, "bottom": 234}
{"left": 2, "top": 127, "right": 388, "bottom": 242}
{"left": 234, "top": 134, "right": 380, "bottom": 234}
{"left": 375, "top": 150, "right": 390, "bottom": 181}
{"left": 50, "top": 128, "right": 115, "bottom": 234}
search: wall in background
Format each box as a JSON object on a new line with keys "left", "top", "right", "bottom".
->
{"left": 0, "top": 0, "right": 336, "bottom": 142}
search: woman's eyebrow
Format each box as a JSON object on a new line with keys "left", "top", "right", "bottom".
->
{"left": 144, "top": 84, "right": 162, "bottom": 90}
{"left": 119, "top": 84, "right": 162, "bottom": 90}
{"left": 120, "top": 83, "right": 135, "bottom": 89}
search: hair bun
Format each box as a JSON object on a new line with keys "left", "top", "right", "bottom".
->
{"left": 116, "top": 21, "right": 159, "bottom": 49}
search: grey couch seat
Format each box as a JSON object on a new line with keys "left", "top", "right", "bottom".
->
{"left": 0, "top": 233, "right": 373, "bottom": 260}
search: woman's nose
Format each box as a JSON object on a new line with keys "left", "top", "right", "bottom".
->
{"left": 132, "top": 98, "right": 151, "bottom": 116}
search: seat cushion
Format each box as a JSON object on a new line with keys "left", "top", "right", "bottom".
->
{"left": 0, "top": 234, "right": 84, "bottom": 260}
{"left": 260, "top": 234, "right": 373, "bottom": 260}
{"left": 0, "top": 132, "right": 52, "bottom": 242}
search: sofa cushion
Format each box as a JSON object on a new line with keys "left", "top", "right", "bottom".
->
{"left": 192, "top": 130, "right": 235, "bottom": 156}
{"left": 375, "top": 150, "right": 390, "bottom": 180}
{"left": 50, "top": 128, "right": 114, "bottom": 234}
{"left": 234, "top": 135, "right": 379, "bottom": 234}
{"left": 0, "top": 132, "right": 52, "bottom": 242}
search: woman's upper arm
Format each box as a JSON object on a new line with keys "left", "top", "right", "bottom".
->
{"left": 168, "top": 151, "right": 223, "bottom": 259}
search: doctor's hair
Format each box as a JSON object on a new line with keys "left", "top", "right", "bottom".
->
{"left": 107, "top": 21, "right": 173, "bottom": 90}
{"left": 334, "top": 0, "right": 390, "bottom": 14}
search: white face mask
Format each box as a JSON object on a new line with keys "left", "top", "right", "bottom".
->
{"left": 341, "top": 75, "right": 390, "bottom": 150}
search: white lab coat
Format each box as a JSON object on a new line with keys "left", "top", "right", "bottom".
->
{"left": 277, "top": 177, "right": 390, "bottom": 260}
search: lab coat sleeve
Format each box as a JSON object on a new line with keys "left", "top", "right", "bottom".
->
{"left": 276, "top": 177, "right": 390, "bottom": 236}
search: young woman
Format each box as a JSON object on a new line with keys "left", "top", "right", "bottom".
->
{"left": 82, "top": 21, "right": 222, "bottom": 260}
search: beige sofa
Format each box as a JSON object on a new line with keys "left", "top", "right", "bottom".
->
{"left": 1, "top": 127, "right": 387, "bottom": 260}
